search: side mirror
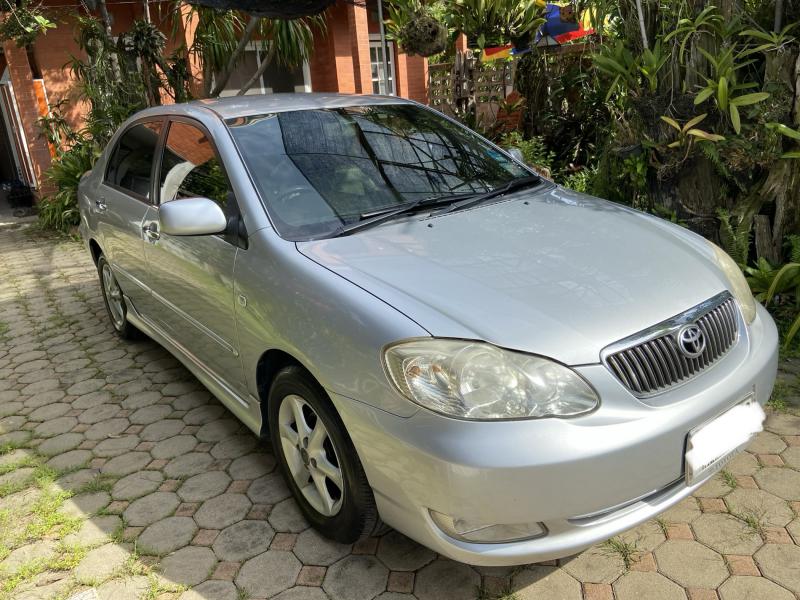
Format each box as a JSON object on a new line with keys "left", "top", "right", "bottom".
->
{"left": 506, "top": 147, "right": 526, "bottom": 165}
{"left": 159, "top": 197, "right": 227, "bottom": 236}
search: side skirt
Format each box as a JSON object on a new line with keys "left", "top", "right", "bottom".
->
{"left": 125, "top": 298, "right": 263, "bottom": 436}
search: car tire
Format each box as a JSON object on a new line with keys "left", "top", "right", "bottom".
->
{"left": 97, "top": 255, "right": 139, "bottom": 340}
{"left": 268, "top": 365, "right": 382, "bottom": 543}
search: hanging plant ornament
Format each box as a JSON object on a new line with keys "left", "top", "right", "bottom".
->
{"left": 186, "top": 0, "right": 336, "bottom": 19}
{"left": 398, "top": 13, "right": 448, "bottom": 56}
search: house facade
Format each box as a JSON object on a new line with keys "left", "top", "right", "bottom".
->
{"left": 0, "top": 0, "right": 429, "bottom": 197}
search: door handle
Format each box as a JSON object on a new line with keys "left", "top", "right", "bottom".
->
{"left": 142, "top": 222, "right": 160, "bottom": 241}
{"left": 95, "top": 197, "right": 107, "bottom": 212}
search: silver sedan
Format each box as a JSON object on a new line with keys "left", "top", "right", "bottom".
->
{"left": 78, "top": 94, "right": 778, "bottom": 566}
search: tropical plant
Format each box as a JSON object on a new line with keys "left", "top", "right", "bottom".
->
{"left": 764, "top": 263, "right": 800, "bottom": 347}
{"left": 692, "top": 46, "right": 771, "bottom": 134}
{"left": 449, "top": 0, "right": 544, "bottom": 49}
{"left": 660, "top": 113, "right": 725, "bottom": 149}
{"left": 0, "top": 0, "right": 55, "bottom": 47}
{"left": 739, "top": 23, "right": 797, "bottom": 53}
{"left": 591, "top": 35, "right": 667, "bottom": 98}
{"left": 718, "top": 208, "right": 752, "bottom": 265}
{"left": 744, "top": 257, "right": 781, "bottom": 301}
{"left": 236, "top": 15, "right": 323, "bottom": 95}
{"left": 384, "top": 0, "right": 450, "bottom": 56}
{"left": 663, "top": 5, "right": 723, "bottom": 64}
{"left": 767, "top": 122, "right": 800, "bottom": 158}
{"left": 500, "top": 130, "right": 554, "bottom": 173}
{"left": 38, "top": 140, "right": 99, "bottom": 233}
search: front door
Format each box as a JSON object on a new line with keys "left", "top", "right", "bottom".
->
{"left": 96, "top": 119, "right": 164, "bottom": 308}
{"left": 141, "top": 118, "right": 245, "bottom": 393}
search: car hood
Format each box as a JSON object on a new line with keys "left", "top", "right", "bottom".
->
{"left": 297, "top": 185, "right": 730, "bottom": 365}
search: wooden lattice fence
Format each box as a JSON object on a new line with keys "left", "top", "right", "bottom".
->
{"left": 428, "top": 52, "right": 516, "bottom": 121}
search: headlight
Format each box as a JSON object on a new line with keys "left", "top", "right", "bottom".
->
{"left": 383, "top": 339, "right": 598, "bottom": 420}
{"left": 709, "top": 242, "right": 756, "bottom": 324}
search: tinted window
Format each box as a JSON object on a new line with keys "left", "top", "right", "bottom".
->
{"left": 227, "top": 105, "right": 528, "bottom": 240}
{"left": 105, "top": 121, "right": 162, "bottom": 200}
{"left": 159, "top": 121, "right": 231, "bottom": 207}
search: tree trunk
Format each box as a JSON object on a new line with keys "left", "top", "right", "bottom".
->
{"left": 758, "top": 49, "right": 800, "bottom": 260}
{"left": 774, "top": 0, "right": 784, "bottom": 32}
{"left": 634, "top": 0, "right": 649, "bottom": 50}
{"left": 96, "top": 0, "right": 121, "bottom": 82}
{"left": 237, "top": 41, "right": 277, "bottom": 96}
{"left": 209, "top": 15, "right": 260, "bottom": 98}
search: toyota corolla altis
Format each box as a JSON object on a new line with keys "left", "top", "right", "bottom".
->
{"left": 78, "top": 94, "right": 777, "bottom": 565}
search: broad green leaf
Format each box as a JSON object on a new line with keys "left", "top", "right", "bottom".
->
{"left": 682, "top": 113, "right": 708, "bottom": 132}
{"left": 730, "top": 92, "right": 770, "bottom": 107}
{"left": 698, "top": 46, "right": 718, "bottom": 68}
{"left": 718, "top": 77, "right": 729, "bottom": 111}
{"left": 767, "top": 264, "right": 800, "bottom": 303}
{"left": 694, "top": 87, "right": 714, "bottom": 105}
{"left": 782, "top": 151, "right": 800, "bottom": 159}
{"left": 783, "top": 313, "right": 800, "bottom": 349}
{"left": 739, "top": 44, "right": 775, "bottom": 58}
{"left": 687, "top": 129, "right": 725, "bottom": 141}
{"left": 660, "top": 115, "right": 682, "bottom": 132}
{"left": 739, "top": 29, "right": 776, "bottom": 43}
{"left": 667, "top": 141, "right": 682, "bottom": 148}
{"left": 768, "top": 123, "right": 800, "bottom": 140}
{"left": 730, "top": 103, "right": 741, "bottom": 133}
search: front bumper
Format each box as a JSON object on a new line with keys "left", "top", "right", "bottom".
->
{"left": 330, "top": 304, "right": 778, "bottom": 566}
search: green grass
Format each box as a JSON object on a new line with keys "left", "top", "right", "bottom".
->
{"left": 0, "top": 321, "right": 8, "bottom": 339}
{"left": 0, "top": 543, "right": 85, "bottom": 597}
{"left": 767, "top": 380, "right": 790, "bottom": 412}
{"left": 76, "top": 474, "right": 117, "bottom": 495}
{"left": 0, "top": 463, "right": 58, "bottom": 498}
{"left": 476, "top": 584, "right": 519, "bottom": 600}
{"left": 601, "top": 536, "right": 640, "bottom": 570}
{"left": 236, "top": 587, "right": 251, "bottom": 600}
{"left": 720, "top": 469, "right": 738, "bottom": 490}
{"left": 654, "top": 517, "right": 670, "bottom": 536}
{"left": 732, "top": 506, "right": 768, "bottom": 538}
{"left": 0, "top": 440, "right": 28, "bottom": 457}
{"left": 0, "top": 453, "right": 37, "bottom": 476}
{"left": 22, "top": 487, "right": 81, "bottom": 542}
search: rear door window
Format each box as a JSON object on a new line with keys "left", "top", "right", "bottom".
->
{"left": 104, "top": 121, "right": 163, "bottom": 201}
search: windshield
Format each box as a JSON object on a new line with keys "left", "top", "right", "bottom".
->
{"left": 227, "top": 103, "right": 531, "bottom": 240}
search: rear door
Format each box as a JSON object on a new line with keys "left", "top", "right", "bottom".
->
{"left": 97, "top": 119, "right": 164, "bottom": 308}
{"left": 141, "top": 118, "right": 246, "bottom": 393}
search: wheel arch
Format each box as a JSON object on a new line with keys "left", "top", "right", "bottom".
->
{"left": 255, "top": 348, "right": 317, "bottom": 438}
{"left": 88, "top": 239, "right": 103, "bottom": 265}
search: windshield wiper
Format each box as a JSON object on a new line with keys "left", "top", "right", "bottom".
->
{"left": 330, "top": 195, "right": 465, "bottom": 237}
{"left": 438, "top": 176, "right": 542, "bottom": 215}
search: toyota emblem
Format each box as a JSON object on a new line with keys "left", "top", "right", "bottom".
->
{"left": 677, "top": 324, "right": 706, "bottom": 358}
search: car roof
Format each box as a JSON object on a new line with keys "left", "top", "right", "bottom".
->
{"left": 192, "top": 93, "right": 415, "bottom": 120}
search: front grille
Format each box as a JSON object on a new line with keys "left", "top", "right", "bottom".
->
{"left": 602, "top": 293, "right": 739, "bottom": 397}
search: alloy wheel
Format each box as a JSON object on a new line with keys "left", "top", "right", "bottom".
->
{"left": 278, "top": 394, "right": 344, "bottom": 516}
{"left": 101, "top": 262, "right": 125, "bottom": 329}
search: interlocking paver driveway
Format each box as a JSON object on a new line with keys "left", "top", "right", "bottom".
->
{"left": 0, "top": 224, "right": 799, "bottom": 600}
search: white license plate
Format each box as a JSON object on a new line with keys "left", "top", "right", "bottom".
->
{"left": 685, "top": 393, "right": 765, "bottom": 486}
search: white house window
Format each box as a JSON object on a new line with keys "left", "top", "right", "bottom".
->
{"left": 369, "top": 36, "right": 395, "bottom": 95}
{"left": 217, "top": 46, "right": 311, "bottom": 97}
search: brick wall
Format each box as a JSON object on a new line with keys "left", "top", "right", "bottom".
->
{"left": 2, "top": 41, "right": 54, "bottom": 193}
{"left": 346, "top": 2, "right": 372, "bottom": 94}
{"left": 396, "top": 52, "right": 428, "bottom": 104}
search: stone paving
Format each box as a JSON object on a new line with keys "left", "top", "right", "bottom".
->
{"left": 0, "top": 223, "right": 799, "bottom": 600}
